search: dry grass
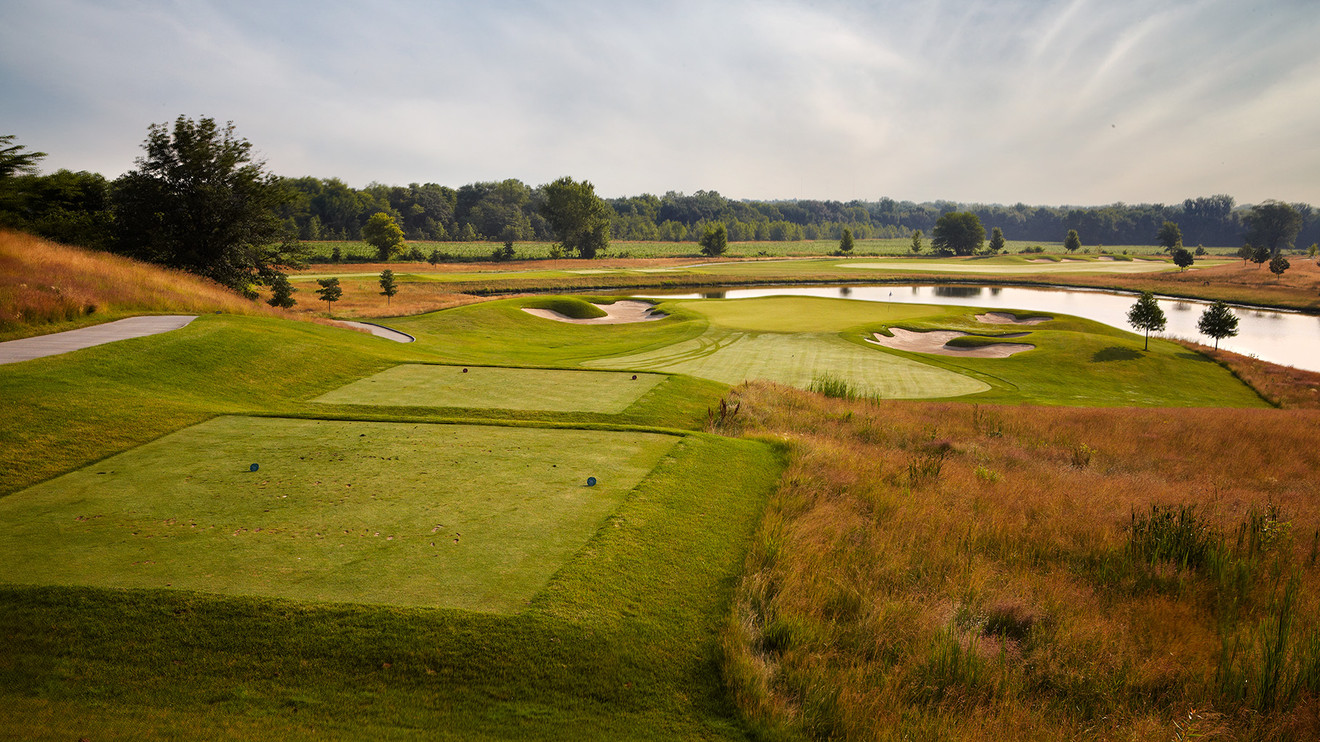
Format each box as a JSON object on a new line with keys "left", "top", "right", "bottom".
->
{"left": 1176, "top": 339, "right": 1320, "bottom": 410}
{"left": 0, "top": 229, "right": 273, "bottom": 339}
{"left": 722, "top": 382, "right": 1320, "bottom": 740}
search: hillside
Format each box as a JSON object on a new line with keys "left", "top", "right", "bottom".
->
{"left": 0, "top": 229, "right": 274, "bottom": 341}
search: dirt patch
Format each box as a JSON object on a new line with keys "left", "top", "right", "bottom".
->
{"left": 867, "top": 328, "right": 1034, "bottom": 358}
{"left": 975, "top": 312, "right": 1053, "bottom": 325}
{"left": 521, "top": 300, "right": 665, "bottom": 324}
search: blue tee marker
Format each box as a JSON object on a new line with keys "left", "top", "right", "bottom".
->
{"left": 250, "top": 463, "right": 259, "bottom": 472}
{"left": 586, "top": 476, "right": 597, "bottom": 487}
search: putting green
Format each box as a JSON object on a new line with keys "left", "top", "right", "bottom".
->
{"left": 0, "top": 416, "right": 678, "bottom": 612}
{"left": 588, "top": 329, "right": 989, "bottom": 398}
{"left": 313, "top": 365, "right": 668, "bottom": 412}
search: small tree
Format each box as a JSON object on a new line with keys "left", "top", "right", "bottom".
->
{"left": 378, "top": 269, "right": 397, "bottom": 305}
{"left": 1269, "top": 254, "right": 1290, "bottom": 281}
{"left": 987, "top": 227, "right": 1006, "bottom": 254}
{"left": 427, "top": 248, "right": 442, "bottom": 266}
{"left": 363, "top": 212, "right": 405, "bottom": 261}
{"left": 267, "top": 273, "right": 296, "bottom": 308}
{"left": 1252, "top": 245, "right": 1271, "bottom": 268}
{"left": 491, "top": 241, "right": 516, "bottom": 261}
{"left": 1309, "top": 243, "right": 1318, "bottom": 259}
{"left": 699, "top": 222, "right": 728, "bottom": 257}
{"left": 1127, "top": 291, "right": 1166, "bottom": 351}
{"left": 1157, "top": 221, "right": 1183, "bottom": 252}
{"left": 910, "top": 229, "right": 923, "bottom": 254}
{"left": 838, "top": 228, "right": 854, "bottom": 254}
{"left": 1172, "top": 248, "right": 1194, "bottom": 271}
{"left": 1236, "top": 244, "right": 1253, "bottom": 263}
{"left": 316, "top": 277, "right": 342, "bottom": 316}
{"left": 1064, "top": 229, "right": 1082, "bottom": 253}
{"left": 1197, "top": 301, "right": 1238, "bottom": 350}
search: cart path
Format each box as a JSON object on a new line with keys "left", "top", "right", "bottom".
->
{"left": 0, "top": 315, "right": 197, "bottom": 365}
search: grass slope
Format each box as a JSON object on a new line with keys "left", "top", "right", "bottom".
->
{"left": 3, "top": 416, "right": 678, "bottom": 612}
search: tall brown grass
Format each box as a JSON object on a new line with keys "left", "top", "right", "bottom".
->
{"left": 0, "top": 229, "right": 273, "bottom": 338}
{"left": 722, "top": 382, "right": 1320, "bottom": 740}
{"left": 1176, "top": 339, "right": 1320, "bottom": 410}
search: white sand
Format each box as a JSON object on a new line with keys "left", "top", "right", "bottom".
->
{"left": 521, "top": 300, "right": 665, "bottom": 325}
{"left": 867, "top": 328, "right": 1034, "bottom": 358}
{"left": 974, "top": 312, "right": 1053, "bottom": 325}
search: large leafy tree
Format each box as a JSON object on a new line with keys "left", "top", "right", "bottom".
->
{"left": 1243, "top": 201, "right": 1303, "bottom": 256}
{"left": 539, "top": 176, "right": 610, "bottom": 259}
{"left": 1157, "top": 221, "right": 1183, "bottom": 252}
{"left": 0, "top": 134, "right": 47, "bottom": 225}
{"left": 112, "top": 116, "right": 300, "bottom": 296}
{"left": 1197, "top": 301, "right": 1238, "bottom": 350}
{"left": 930, "top": 212, "right": 984, "bottom": 256}
{"left": 362, "top": 211, "right": 405, "bottom": 261}
{"left": 1126, "top": 291, "right": 1166, "bottom": 351}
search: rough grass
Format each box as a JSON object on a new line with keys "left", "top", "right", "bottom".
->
{"left": 313, "top": 364, "right": 669, "bottom": 413}
{"left": 1176, "top": 338, "right": 1320, "bottom": 409}
{"left": 722, "top": 381, "right": 1320, "bottom": 741}
{"left": 0, "top": 229, "right": 273, "bottom": 340}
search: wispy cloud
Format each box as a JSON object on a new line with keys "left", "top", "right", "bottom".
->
{"left": 2, "top": 0, "right": 1317, "bottom": 204}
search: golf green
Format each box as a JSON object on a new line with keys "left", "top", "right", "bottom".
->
{"left": 313, "top": 365, "right": 669, "bottom": 412}
{"left": 1, "top": 416, "right": 678, "bottom": 612}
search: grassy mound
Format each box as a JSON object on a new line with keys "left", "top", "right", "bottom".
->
{"left": 520, "top": 296, "right": 609, "bottom": 319}
{"left": 0, "top": 229, "right": 271, "bottom": 340}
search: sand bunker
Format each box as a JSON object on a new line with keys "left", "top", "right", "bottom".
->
{"left": 522, "top": 300, "right": 665, "bottom": 325}
{"left": 974, "top": 312, "right": 1052, "bottom": 325}
{"left": 867, "top": 328, "right": 1034, "bottom": 358}
{"left": 1027, "top": 258, "right": 1055, "bottom": 263}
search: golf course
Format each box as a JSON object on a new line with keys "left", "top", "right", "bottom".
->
{"left": 3, "top": 231, "right": 1320, "bottom": 740}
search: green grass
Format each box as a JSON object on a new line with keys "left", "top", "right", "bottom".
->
{"left": 2, "top": 416, "right": 678, "bottom": 612}
{"left": 0, "top": 433, "right": 784, "bottom": 739}
{"left": 314, "top": 365, "right": 669, "bottom": 413}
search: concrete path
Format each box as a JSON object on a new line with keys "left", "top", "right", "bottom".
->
{"left": 0, "top": 315, "right": 197, "bottom": 365}
{"left": 335, "top": 320, "right": 415, "bottom": 343}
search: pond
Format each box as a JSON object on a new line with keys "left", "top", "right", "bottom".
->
{"left": 639, "top": 284, "right": 1320, "bottom": 373}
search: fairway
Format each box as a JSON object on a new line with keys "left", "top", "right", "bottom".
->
{"left": 587, "top": 329, "right": 989, "bottom": 398}
{"left": 314, "top": 364, "right": 668, "bottom": 412}
{"left": 839, "top": 258, "right": 1177, "bottom": 274}
{"left": 1, "top": 416, "right": 678, "bottom": 613}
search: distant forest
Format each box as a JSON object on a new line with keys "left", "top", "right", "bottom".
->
{"left": 6, "top": 168, "right": 1320, "bottom": 250}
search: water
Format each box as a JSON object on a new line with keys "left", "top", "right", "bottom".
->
{"left": 638, "top": 284, "right": 1320, "bottom": 373}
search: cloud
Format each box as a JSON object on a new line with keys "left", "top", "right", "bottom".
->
{"left": 2, "top": 0, "right": 1318, "bottom": 205}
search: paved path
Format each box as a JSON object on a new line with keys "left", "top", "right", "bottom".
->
{"left": 335, "top": 320, "right": 415, "bottom": 343}
{"left": 0, "top": 315, "right": 197, "bottom": 365}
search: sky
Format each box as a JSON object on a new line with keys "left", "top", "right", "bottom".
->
{"left": 2, "top": 0, "right": 1319, "bottom": 206}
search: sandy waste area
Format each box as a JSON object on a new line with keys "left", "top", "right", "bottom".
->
{"left": 867, "top": 328, "right": 1034, "bottom": 358}
{"left": 521, "top": 300, "right": 665, "bottom": 324}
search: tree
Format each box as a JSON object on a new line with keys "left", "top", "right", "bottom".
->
{"left": 910, "top": 229, "right": 923, "bottom": 254}
{"left": 0, "top": 134, "right": 45, "bottom": 180}
{"left": 1127, "top": 291, "right": 1166, "bottom": 351}
{"left": 987, "top": 227, "right": 1006, "bottom": 254}
{"left": 316, "top": 277, "right": 342, "bottom": 315}
{"left": 699, "top": 222, "right": 728, "bottom": 257}
{"left": 539, "top": 176, "right": 611, "bottom": 259}
{"left": 1172, "top": 248, "right": 1194, "bottom": 271}
{"left": 1157, "top": 221, "right": 1183, "bottom": 252}
{"left": 112, "top": 116, "right": 300, "bottom": 297}
{"left": 363, "top": 211, "right": 405, "bottom": 261}
{"left": 1252, "top": 245, "right": 1271, "bottom": 268}
{"left": 1243, "top": 200, "right": 1302, "bottom": 256}
{"left": 266, "top": 273, "right": 296, "bottom": 308}
{"left": 931, "top": 212, "right": 984, "bottom": 256}
{"left": 838, "top": 228, "right": 854, "bottom": 254}
{"left": 1197, "top": 301, "right": 1238, "bottom": 350}
{"left": 1064, "top": 229, "right": 1082, "bottom": 253}
{"left": 378, "top": 269, "right": 397, "bottom": 305}
{"left": 1236, "top": 244, "right": 1254, "bottom": 263}
{"left": 1269, "top": 254, "right": 1290, "bottom": 281}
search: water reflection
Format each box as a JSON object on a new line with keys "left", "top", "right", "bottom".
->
{"left": 636, "top": 284, "right": 1320, "bottom": 373}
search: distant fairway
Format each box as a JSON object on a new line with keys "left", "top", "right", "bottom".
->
{"left": 588, "top": 329, "right": 989, "bottom": 398}
{"left": 1, "top": 416, "right": 678, "bottom": 612}
{"left": 839, "top": 258, "right": 1176, "bottom": 274}
{"left": 314, "top": 364, "right": 668, "bottom": 412}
